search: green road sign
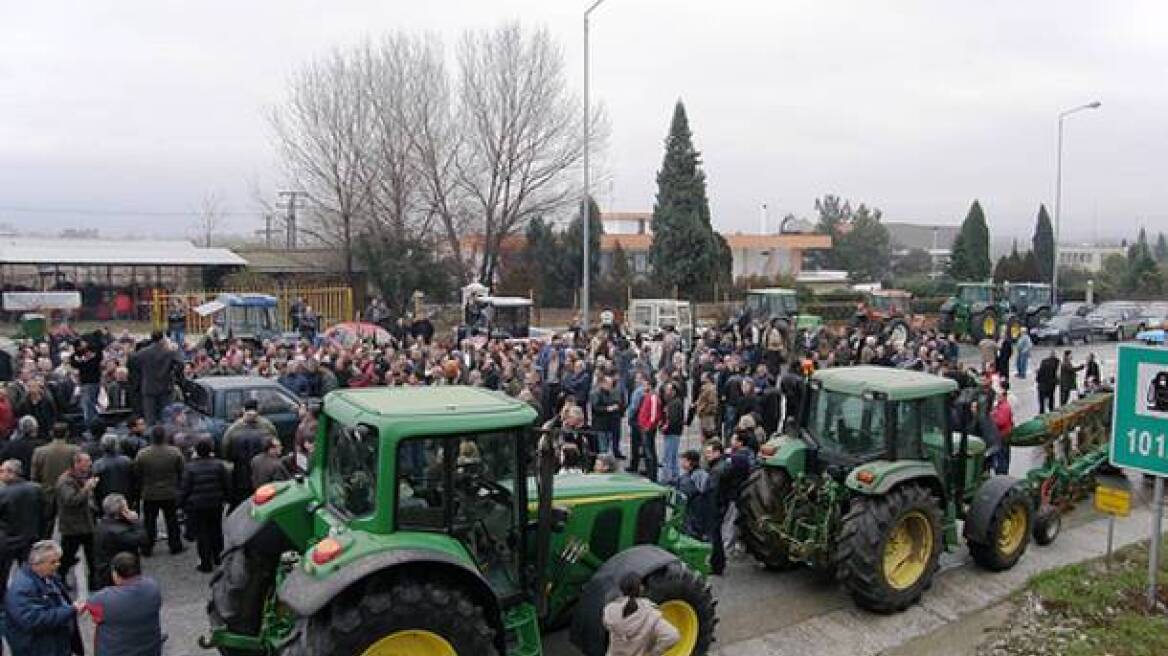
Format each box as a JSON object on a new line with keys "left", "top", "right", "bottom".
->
{"left": 1111, "top": 344, "right": 1168, "bottom": 477}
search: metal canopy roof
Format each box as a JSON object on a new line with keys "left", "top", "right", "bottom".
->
{"left": 0, "top": 237, "right": 247, "bottom": 267}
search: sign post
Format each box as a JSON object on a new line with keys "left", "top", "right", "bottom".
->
{"left": 1094, "top": 475, "right": 1132, "bottom": 570}
{"left": 1110, "top": 344, "right": 1168, "bottom": 611}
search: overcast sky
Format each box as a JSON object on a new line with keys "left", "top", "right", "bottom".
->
{"left": 1, "top": 1, "right": 1165, "bottom": 244}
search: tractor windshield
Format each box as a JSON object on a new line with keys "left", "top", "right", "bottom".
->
{"left": 227, "top": 305, "right": 276, "bottom": 335}
{"left": 492, "top": 305, "right": 530, "bottom": 338}
{"left": 1007, "top": 286, "right": 1050, "bottom": 307}
{"left": 746, "top": 292, "right": 797, "bottom": 318}
{"left": 871, "top": 295, "right": 906, "bottom": 312}
{"left": 958, "top": 286, "right": 992, "bottom": 304}
{"left": 809, "top": 389, "right": 886, "bottom": 461}
{"left": 325, "top": 422, "right": 379, "bottom": 518}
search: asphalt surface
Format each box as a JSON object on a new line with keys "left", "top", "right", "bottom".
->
{"left": 86, "top": 339, "right": 1136, "bottom": 656}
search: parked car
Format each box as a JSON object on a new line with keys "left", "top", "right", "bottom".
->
{"left": 1033, "top": 315, "right": 1092, "bottom": 345}
{"left": 1087, "top": 302, "right": 1146, "bottom": 341}
{"left": 178, "top": 375, "right": 301, "bottom": 447}
{"left": 1138, "top": 302, "right": 1168, "bottom": 331}
{"left": 1055, "top": 301, "right": 1094, "bottom": 317}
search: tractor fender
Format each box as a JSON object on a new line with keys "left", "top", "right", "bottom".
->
{"left": 569, "top": 545, "right": 680, "bottom": 656}
{"left": 222, "top": 500, "right": 293, "bottom": 556}
{"left": 277, "top": 548, "right": 503, "bottom": 647}
{"left": 845, "top": 460, "right": 945, "bottom": 502}
{"left": 964, "top": 475, "right": 1030, "bottom": 545}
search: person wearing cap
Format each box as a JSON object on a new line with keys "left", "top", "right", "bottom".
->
{"left": 222, "top": 399, "right": 276, "bottom": 509}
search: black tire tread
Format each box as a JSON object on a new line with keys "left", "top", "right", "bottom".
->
{"left": 207, "top": 546, "right": 279, "bottom": 641}
{"left": 282, "top": 578, "right": 496, "bottom": 656}
{"left": 968, "top": 486, "right": 1032, "bottom": 571}
{"left": 833, "top": 485, "right": 942, "bottom": 613}
{"left": 643, "top": 563, "right": 719, "bottom": 655}
{"left": 736, "top": 468, "right": 797, "bottom": 570}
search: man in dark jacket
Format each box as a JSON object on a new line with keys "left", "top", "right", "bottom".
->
{"left": 93, "top": 435, "right": 134, "bottom": 509}
{"left": 589, "top": 375, "right": 623, "bottom": 458}
{"left": 250, "top": 437, "right": 289, "bottom": 489}
{"left": 92, "top": 493, "right": 147, "bottom": 590}
{"left": 0, "top": 459, "right": 44, "bottom": 571}
{"left": 2, "top": 416, "right": 44, "bottom": 481}
{"left": 179, "top": 438, "right": 230, "bottom": 572}
{"left": 5, "top": 540, "right": 84, "bottom": 656}
{"left": 134, "top": 332, "right": 181, "bottom": 426}
{"left": 703, "top": 440, "right": 729, "bottom": 576}
{"left": 222, "top": 400, "right": 275, "bottom": 508}
{"left": 56, "top": 452, "right": 98, "bottom": 589}
{"left": 73, "top": 336, "right": 103, "bottom": 432}
{"left": 85, "top": 552, "right": 163, "bottom": 656}
{"left": 1035, "top": 350, "right": 1060, "bottom": 414}
{"left": 1058, "top": 350, "right": 1084, "bottom": 407}
{"left": 133, "top": 426, "right": 184, "bottom": 557}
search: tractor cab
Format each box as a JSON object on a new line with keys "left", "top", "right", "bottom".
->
{"left": 745, "top": 288, "right": 798, "bottom": 322}
{"left": 939, "top": 283, "right": 1001, "bottom": 341}
{"left": 1002, "top": 283, "right": 1053, "bottom": 337}
{"left": 206, "top": 386, "right": 715, "bottom": 656}
{"left": 866, "top": 290, "right": 911, "bottom": 315}
{"left": 957, "top": 283, "right": 994, "bottom": 304}
{"left": 199, "top": 293, "right": 290, "bottom": 344}
{"left": 854, "top": 290, "right": 914, "bottom": 345}
{"left": 461, "top": 283, "right": 533, "bottom": 341}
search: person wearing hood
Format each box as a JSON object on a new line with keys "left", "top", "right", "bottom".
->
{"left": 602, "top": 572, "right": 679, "bottom": 656}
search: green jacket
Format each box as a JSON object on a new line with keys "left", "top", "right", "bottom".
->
{"left": 55, "top": 472, "right": 95, "bottom": 536}
{"left": 134, "top": 445, "right": 184, "bottom": 502}
{"left": 31, "top": 440, "right": 79, "bottom": 501}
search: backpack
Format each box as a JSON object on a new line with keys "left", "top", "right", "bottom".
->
{"left": 637, "top": 392, "right": 662, "bottom": 432}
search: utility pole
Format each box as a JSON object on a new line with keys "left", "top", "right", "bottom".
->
{"left": 277, "top": 191, "right": 308, "bottom": 250}
{"left": 1052, "top": 101, "right": 1101, "bottom": 305}
{"left": 254, "top": 213, "right": 278, "bottom": 247}
{"left": 582, "top": 0, "right": 610, "bottom": 332}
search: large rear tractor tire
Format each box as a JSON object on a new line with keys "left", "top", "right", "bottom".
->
{"left": 736, "top": 468, "right": 797, "bottom": 571}
{"left": 643, "top": 564, "right": 718, "bottom": 656}
{"left": 207, "top": 546, "right": 281, "bottom": 656}
{"left": 1006, "top": 316, "right": 1023, "bottom": 340}
{"left": 968, "top": 485, "right": 1032, "bottom": 571}
{"left": 972, "top": 311, "right": 998, "bottom": 341}
{"left": 284, "top": 577, "right": 496, "bottom": 656}
{"left": 834, "top": 485, "right": 942, "bottom": 613}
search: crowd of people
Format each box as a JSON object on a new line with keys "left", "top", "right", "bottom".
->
{"left": 0, "top": 299, "right": 1112, "bottom": 654}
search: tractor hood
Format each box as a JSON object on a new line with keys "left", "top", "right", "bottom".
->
{"left": 538, "top": 472, "right": 667, "bottom": 505}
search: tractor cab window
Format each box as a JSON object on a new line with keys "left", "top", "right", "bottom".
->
{"left": 958, "top": 286, "right": 992, "bottom": 304}
{"left": 227, "top": 305, "right": 275, "bottom": 334}
{"left": 811, "top": 390, "right": 886, "bottom": 461}
{"left": 396, "top": 432, "right": 522, "bottom": 586}
{"left": 892, "top": 401, "right": 923, "bottom": 459}
{"left": 325, "top": 422, "right": 379, "bottom": 518}
{"left": 747, "top": 292, "right": 797, "bottom": 318}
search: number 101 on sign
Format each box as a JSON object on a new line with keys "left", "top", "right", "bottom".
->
{"left": 1127, "top": 429, "right": 1168, "bottom": 459}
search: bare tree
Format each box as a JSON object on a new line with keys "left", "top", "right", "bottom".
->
{"left": 454, "top": 24, "right": 598, "bottom": 284}
{"left": 269, "top": 49, "right": 376, "bottom": 284}
{"left": 195, "top": 192, "right": 223, "bottom": 247}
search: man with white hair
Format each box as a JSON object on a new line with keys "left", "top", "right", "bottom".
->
{"left": 5, "top": 539, "right": 85, "bottom": 655}
{"left": 1, "top": 415, "right": 44, "bottom": 479}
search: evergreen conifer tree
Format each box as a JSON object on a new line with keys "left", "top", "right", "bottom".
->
{"left": 947, "top": 200, "right": 991, "bottom": 280}
{"left": 649, "top": 101, "right": 731, "bottom": 298}
{"left": 1032, "top": 204, "right": 1055, "bottom": 283}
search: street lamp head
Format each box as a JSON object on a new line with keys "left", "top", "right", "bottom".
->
{"left": 1087, "top": 101, "right": 1102, "bottom": 109}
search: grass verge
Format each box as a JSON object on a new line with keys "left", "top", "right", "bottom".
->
{"left": 978, "top": 535, "right": 1168, "bottom": 656}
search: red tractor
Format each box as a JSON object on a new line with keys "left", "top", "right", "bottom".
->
{"left": 853, "top": 289, "right": 916, "bottom": 346}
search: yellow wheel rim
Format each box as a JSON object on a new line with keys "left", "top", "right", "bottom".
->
{"left": 361, "top": 630, "right": 456, "bottom": 656}
{"left": 883, "top": 511, "right": 934, "bottom": 590}
{"left": 659, "top": 600, "right": 700, "bottom": 656}
{"left": 1010, "top": 323, "right": 1021, "bottom": 339}
{"left": 983, "top": 316, "right": 997, "bottom": 337}
{"left": 997, "top": 505, "right": 1028, "bottom": 556}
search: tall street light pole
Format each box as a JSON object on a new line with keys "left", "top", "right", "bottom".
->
{"left": 1052, "top": 100, "right": 1101, "bottom": 305}
{"left": 582, "top": 0, "right": 608, "bottom": 332}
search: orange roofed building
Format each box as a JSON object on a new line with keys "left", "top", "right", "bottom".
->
{"left": 458, "top": 211, "right": 831, "bottom": 282}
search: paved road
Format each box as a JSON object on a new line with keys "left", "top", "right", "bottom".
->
{"left": 108, "top": 341, "right": 1134, "bottom": 656}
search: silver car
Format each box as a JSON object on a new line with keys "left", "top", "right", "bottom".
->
{"left": 1086, "top": 302, "right": 1146, "bottom": 341}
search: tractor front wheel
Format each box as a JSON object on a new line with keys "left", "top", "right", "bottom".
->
{"left": 834, "top": 485, "right": 942, "bottom": 613}
{"left": 1032, "top": 506, "right": 1062, "bottom": 546}
{"left": 737, "top": 468, "right": 796, "bottom": 570}
{"left": 643, "top": 564, "right": 718, "bottom": 656}
{"left": 972, "top": 311, "right": 998, "bottom": 341}
{"left": 968, "top": 485, "right": 1032, "bottom": 571}
{"left": 285, "top": 578, "right": 496, "bottom": 656}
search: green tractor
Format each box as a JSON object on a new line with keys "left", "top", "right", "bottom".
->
{"left": 742, "top": 288, "right": 822, "bottom": 347}
{"left": 1000, "top": 282, "right": 1053, "bottom": 339}
{"left": 204, "top": 386, "right": 717, "bottom": 656}
{"left": 737, "top": 366, "right": 1033, "bottom": 612}
{"left": 938, "top": 282, "right": 1003, "bottom": 342}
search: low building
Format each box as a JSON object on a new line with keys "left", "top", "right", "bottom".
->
{"left": 598, "top": 212, "right": 831, "bottom": 281}
{"left": 1057, "top": 244, "right": 1126, "bottom": 273}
